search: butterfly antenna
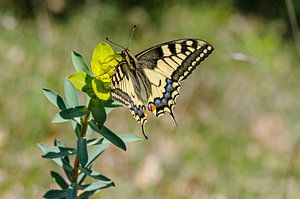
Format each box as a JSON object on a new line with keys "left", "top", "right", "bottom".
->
{"left": 127, "top": 25, "right": 137, "bottom": 49}
{"left": 141, "top": 124, "right": 148, "bottom": 139}
{"left": 106, "top": 37, "right": 126, "bottom": 49}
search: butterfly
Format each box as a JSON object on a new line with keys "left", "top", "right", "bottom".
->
{"left": 110, "top": 38, "right": 214, "bottom": 139}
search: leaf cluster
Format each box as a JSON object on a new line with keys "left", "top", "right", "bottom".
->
{"left": 40, "top": 45, "right": 142, "bottom": 199}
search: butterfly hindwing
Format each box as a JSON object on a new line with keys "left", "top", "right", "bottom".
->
{"left": 111, "top": 64, "right": 147, "bottom": 126}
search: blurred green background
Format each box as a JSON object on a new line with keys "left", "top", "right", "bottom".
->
{"left": 1, "top": 0, "right": 300, "bottom": 198}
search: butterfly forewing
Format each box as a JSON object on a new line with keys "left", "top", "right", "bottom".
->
{"left": 111, "top": 39, "right": 214, "bottom": 138}
{"left": 111, "top": 63, "right": 147, "bottom": 125}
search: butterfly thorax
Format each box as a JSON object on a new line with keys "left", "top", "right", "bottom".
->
{"left": 120, "top": 49, "right": 152, "bottom": 102}
{"left": 121, "top": 49, "right": 138, "bottom": 71}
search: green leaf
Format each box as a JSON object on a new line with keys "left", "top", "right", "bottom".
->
{"left": 102, "top": 99, "right": 123, "bottom": 108}
{"left": 54, "top": 139, "right": 64, "bottom": 147}
{"left": 42, "top": 88, "right": 66, "bottom": 110}
{"left": 37, "top": 144, "right": 63, "bottom": 167}
{"left": 85, "top": 124, "right": 93, "bottom": 140}
{"left": 88, "top": 98, "right": 106, "bottom": 129}
{"left": 50, "top": 171, "right": 69, "bottom": 189}
{"left": 86, "top": 142, "right": 109, "bottom": 167}
{"left": 62, "top": 157, "right": 73, "bottom": 182}
{"left": 40, "top": 145, "right": 76, "bottom": 159}
{"left": 51, "top": 113, "right": 69, "bottom": 123}
{"left": 69, "top": 72, "right": 97, "bottom": 98}
{"left": 87, "top": 137, "right": 104, "bottom": 146}
{"left": 81, "top": 74, "right": 96, "bottom": 98}
{"left": 74, "top": 122, "right": 82, "bottom": 138}
{"left": 80, "top": 167, "right": 114, "bottom": 185}
{"left": 103, "top": 134, "right": 143, "bottom": 144}
{"left": 78, "top": 190, "right": 97, "bottom": 199}
{"left": 71, "top": 50, "right": 90, "bottom": 74}
{"left": 102, "top": 100, "right": 123, "bottom": 114}
{"left": 44, "top": 189, "right": 66, "bottom": 198}
{"left": 77, "top": 164, "right": 92, "bottom": 185}
{"left": 77, "top": 138, "right": 88, "bottom": 167}
{"left": 88, "top": 120, "right": 126, "bottom": 151}
{"left": 64, "top": 79, "right": 79, "bottom": 107}
{"left": 66, "top": 183, "right": 77, "bottom": 199}
{"left": 59, "top": 106, "right": 88, "bottom": 119}
{"left": 81, "top": 181, "right": 112, "bottom": 192}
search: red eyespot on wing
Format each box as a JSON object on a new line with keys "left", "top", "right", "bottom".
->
{"left": 143, "top": 106, "right": 147, "bottom": 117}
{"left": 148, "top": 103, "right": 156, "bottom": 112}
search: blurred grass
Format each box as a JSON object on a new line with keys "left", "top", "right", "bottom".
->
{"left": 0, "top": 1, "right": 300, "bottom": 199}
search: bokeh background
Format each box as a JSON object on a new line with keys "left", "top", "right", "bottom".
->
{"left": 1, "top": 0, "right": 300, "bottom": 198}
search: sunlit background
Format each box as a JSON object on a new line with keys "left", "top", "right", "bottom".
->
{"left": 0, "top": 0, "right": 300, "bottom": 198}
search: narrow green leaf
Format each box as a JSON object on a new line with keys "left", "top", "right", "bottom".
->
{"left": 50, "top": 171, "right": 69, "bottom": 189}
{"left": 103, "top": 134, "right": 143, "bottom": 144}
{"left": 42, "top": 88, "right": 66, "bottom": 110}
{"left": 62, "top": 157, "right": 73, "bottom": 182}
{"left": 88, "top": 120, "right": 126, "bottom": 151}
{"left": 77, "top": 172, "right": 87, "bottom": 186}
{"left": 64, "top": 79, "right": 79, "bottom": 107}
{"left": 82, "top": 181, "right": 112, "bottom": 192}
{"left": 54, "top": 139, "right": 64, "bottom": 147}
{"left": 42, "top": 146, "right": 76, "bottom": 159}
{"left": 37, "top": 144, "right": 63, "bottom": 167}
{"left": 77, "top": 164, "right": 92, "bottom": 185}
{"left": 66, "top": 183, "right": 77, "bottom": 199}
{"left": 59, "top": 106, "right": 88, "bottom": 119}
{"left": 102, "top": 100, "right": 123, "bottom": 114}
{"left": 78, "top": 190, "right": 97, "bottom": 199}
{"left": 102, "top": 100, "right": 123, "bottom": 108}
{"left": 51, "top": 113, "right": 69, "bottom": 123}
{"left": 86, "top": 142, "right": 109, "bottom": 167}
{"left": 85, "top": 125, "right": 93, "bottom": 140}
{"left": 80, "top": 167, "right": 114, "bottom": 185}
{"left": 74, "top": 122, "right": 82, "bottom": 138}
{"left": 82, "top": 74, "right": 97, "bottom": 98}
{"left": 87, "top": 137, "right": 104, "bottom": 146}
{"left": 88, "top": 98, "right": 106, "bottom": 129}
{"left": 44, "top": 189, "right": 66, "bottom": 198}
{"left": 71, "top": 50, "right": 90, "bottom": 74}
{"left": 77, "top": 138, "right": 88, "bottom": 167}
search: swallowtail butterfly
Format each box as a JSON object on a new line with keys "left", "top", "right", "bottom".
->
{"left": 110, "top": 38, "right": 214, "bottom": 138}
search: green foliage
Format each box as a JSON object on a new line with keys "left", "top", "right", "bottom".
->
{"left": 71, "top": 50, "right": 90, "bottom": 74}
{"left": 88, "top": 120, "right": 127, "bottom": 151}
{"left": 40, "top": 46, "right": 142, "bottom": 198}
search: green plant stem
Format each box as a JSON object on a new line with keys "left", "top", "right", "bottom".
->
{"left": 72, "top": 111, "right": 90, "bottom": 183}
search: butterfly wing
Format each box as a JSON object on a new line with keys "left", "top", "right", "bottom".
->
{"left": 110, "top": 62, "right": 149, "bottom": 137}
{"left": 111, "top": 39, "right": 213, "bottom": 138}
{"left": 136, "top": 39, "right": 214, "bottom": 118}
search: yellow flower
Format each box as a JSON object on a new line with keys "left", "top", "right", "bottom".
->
{"left": 69, "top": 42, "right": 122, "bottom": 100}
